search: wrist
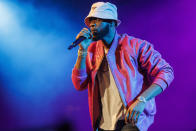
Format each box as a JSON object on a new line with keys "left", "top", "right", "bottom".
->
{"left": 137, "top": 96, "right": 147, "bottom": 103}
{"left": 78, "top": 48, "right": 87, "bottom": 57}
{"left": 79, "top": 46, "right": 86, "bottom": 51}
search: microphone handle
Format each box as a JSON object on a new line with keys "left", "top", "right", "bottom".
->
{"left": 68, "top": 36, "right": 86, "bottom": 50}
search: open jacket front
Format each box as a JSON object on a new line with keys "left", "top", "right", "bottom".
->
{"left": 72, "top": 32, "right": 174, "bottom": 131}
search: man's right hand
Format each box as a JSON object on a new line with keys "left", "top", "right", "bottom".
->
{"left": 76, "top": 28, "right": 92, "bottom": 51}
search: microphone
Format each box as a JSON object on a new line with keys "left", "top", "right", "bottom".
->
{"left": 68, "top": 36, "right": 86, "bottom": 50}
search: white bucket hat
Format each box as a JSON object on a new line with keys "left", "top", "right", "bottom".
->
{"left": 84, "top": 2, "right": 121, "bottom": 27}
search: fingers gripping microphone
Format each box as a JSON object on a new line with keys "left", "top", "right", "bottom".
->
{"left": 68, "top": 36, "right": 86, "bottom": 50}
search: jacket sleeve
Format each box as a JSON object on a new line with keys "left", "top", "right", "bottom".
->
{"left": 71, "top": 67, "right": 89, "bottom": 91}
{"left": 137, "top": 40, "right": 174, "bottom": 91}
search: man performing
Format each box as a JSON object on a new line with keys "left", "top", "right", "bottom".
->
{"left": 71, "top": 2, "right": 174, "bottom": 131}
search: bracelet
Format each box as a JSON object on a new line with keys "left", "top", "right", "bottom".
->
{"left": 137, "top": 96, "right": 147, "bottom": 103}
{"left": 78, "top": 49, "right": 87, "bottom": 57}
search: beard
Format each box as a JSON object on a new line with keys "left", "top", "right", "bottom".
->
{"left": 92, "top": 24, "right": 110, "bottom": 41}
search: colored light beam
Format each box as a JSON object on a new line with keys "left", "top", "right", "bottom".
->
{"left": 0, "top": 1, "right": 81, "bottom": 130}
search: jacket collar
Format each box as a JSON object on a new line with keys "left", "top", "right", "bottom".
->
{"left": 107, "top": 31, "right": 120, "bottom": 57}
{"left": 94, "top": 31, "right": 120, "bottom": 70}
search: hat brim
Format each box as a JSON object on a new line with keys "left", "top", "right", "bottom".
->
{"left": 84, "top": 16, "right": 121, "bottom": 27}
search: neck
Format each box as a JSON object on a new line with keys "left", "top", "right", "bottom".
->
{"left": 102, "top": 29, "right": 116, "bottom": 48}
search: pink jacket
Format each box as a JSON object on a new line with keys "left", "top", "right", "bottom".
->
{"left": 71, "top": 32, "right": 174, "bottom": 131}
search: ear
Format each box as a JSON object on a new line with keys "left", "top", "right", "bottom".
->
{"left": 109, "top": 21, "right": 116, "bottom": 27}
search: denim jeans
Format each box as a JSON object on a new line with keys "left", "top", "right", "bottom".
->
{"left": 97, "top": 120, "right": 139, "bottom": 131}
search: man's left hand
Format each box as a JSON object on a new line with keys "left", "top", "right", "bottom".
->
{"left": 125, "top": 99, "right": 146, "bottom": 126}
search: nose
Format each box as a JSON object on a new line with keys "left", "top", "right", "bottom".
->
{"left": 90, "top": 23, "right": 96, "bottom": 29}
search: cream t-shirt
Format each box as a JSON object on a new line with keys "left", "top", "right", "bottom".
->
{"left": 97, "top": 47, "right": 127, "bottom": 130}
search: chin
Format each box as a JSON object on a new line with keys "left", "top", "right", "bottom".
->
{"left": 92, "top": 36, "right": 99, "bottom": 41}
{"left": 92, "top": 38, "right": 97, "bottom": 41}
